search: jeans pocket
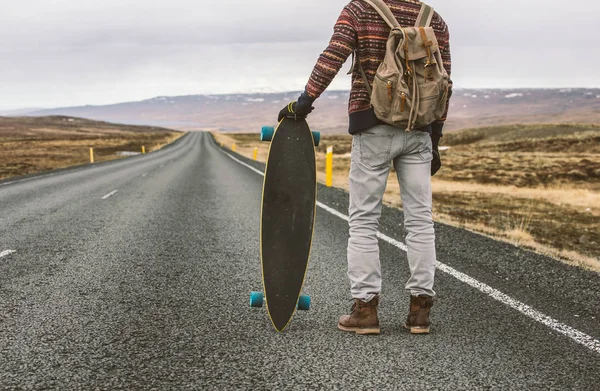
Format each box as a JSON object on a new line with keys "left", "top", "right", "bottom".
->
{"left": 416, "top": 132, "right": 433, "bottom": 162}
{"left": 359, "top": 132, "right": 393, "bottom": 169}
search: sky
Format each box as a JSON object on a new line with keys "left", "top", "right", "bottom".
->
{"left": 1, "top": 0, "right": 599, "bottom": 109}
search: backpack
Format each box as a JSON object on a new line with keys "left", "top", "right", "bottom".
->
{"left": 357, "top": 0, "right": 449, "bottom": 131}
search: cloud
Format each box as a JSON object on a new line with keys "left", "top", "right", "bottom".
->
{"left": 0, "top": 0, "right": 341, "bottom": 47}
{"left": 1, "top": 0, "right": 599, "bottom": 109}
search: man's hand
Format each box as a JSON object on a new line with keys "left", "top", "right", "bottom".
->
{"left": 278, "top": 101, "right": 314, "bottom": 122}
{"left": 430, "top": 122, "right": 443, "bottom": 176}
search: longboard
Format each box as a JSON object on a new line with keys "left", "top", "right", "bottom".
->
{"left": 249, "top": 117, "right": 320, "bottom": 331}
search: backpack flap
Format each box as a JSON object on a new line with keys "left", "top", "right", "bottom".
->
{"left": 397, "top": 27, "right": 439, "bottom": 61}
{"left": 397, "top": 26, "right": 445, "bottom": 87}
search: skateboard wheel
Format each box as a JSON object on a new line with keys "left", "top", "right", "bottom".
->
{"left": 250, "top": 291, "right": 264, "bottom": 307}
{"left": 260, "top": 126, "right": 275, "bottom": 142}
{"left": 297, "top": 295, "right": 311, "bottom": 311}
{"left": 311, "top": 131, "right": 320, "bottom": 147}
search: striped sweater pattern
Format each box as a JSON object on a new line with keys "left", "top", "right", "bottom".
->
{"left": 304, "top": 0, "right": 452, "bottom": 128}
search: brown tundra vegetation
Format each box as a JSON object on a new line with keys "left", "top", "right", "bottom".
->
{"left": 0, "top": 116, "right": 182, "bottom": 180}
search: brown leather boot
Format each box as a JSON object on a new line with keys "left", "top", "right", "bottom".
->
{"left": 338, "top": 296, "right": 380, "bottom": 335}
{"left": 403, "top": 295, "right": 434, "bottom": 334}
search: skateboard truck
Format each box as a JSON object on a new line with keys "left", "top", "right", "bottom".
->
{"left": 261, "top": 126, "right": 321, "bottom": 147}
{"left": 249, "top": 291, "right": 311, "bottom": 311}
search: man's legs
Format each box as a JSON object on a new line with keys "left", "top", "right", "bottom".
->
{"left": 339, "top": 125, "right": 395, "bottom": 334}
{"left": 393, "top": 131, "right": 436, "bottom": 297}
{"left": 346, "top": 127, "right": 394, "bottom": 301}
{"left": 393, "top": 131, "right": 436, "bottom": 333}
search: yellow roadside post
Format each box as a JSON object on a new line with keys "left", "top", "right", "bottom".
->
{"left": 90, "top": 148, "right": 94, "bottom": 163}
{"left": 142, "top": 145, "right": 146, "bottom": 154}
{"left": 326, "top": 146, "right": 333, "bottom": 187}
{"left": 232, "top": 143, "right": 236, "bottom": 152}
{"left": 253, "top": 147, "right": 258, "bottom": 160}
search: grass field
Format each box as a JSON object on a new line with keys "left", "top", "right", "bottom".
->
{"left": 213, "top": 124, "right": 600, "bottom": 271}
{"left": 0, "top": 116, "right": 182, "bottom": 180}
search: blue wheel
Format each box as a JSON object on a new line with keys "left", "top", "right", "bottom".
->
{"left": 250, "top": 291, "right": 264, "bottom": 307}
{"left": 311, "top": 131, "right": 320, "bottom": 147}
{"left": 260, "top": 126, "right": 275, "bottom": 142}
{"left": 297, "top": 294, "right": 311, "bottom": 311}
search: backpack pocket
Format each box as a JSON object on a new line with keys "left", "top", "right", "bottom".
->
{"left": 431, "top": 51, "right": 449, "bottom": 121}
{"left": 416, "top": 82, "right": 440, "bottom": 126}
{"left": 371, "top": 74, "right": 396, "bottom": 118}
{"left": 373, "top": 75, "right": 412, "bottom": 127}
{"left": 434, "top": 80, "right": 449, "bottom": 120}
{"left": 391, "top": 87, "right": 412, "bottom": 125}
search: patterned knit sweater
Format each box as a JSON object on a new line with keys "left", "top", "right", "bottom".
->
{"left": 299, "top": 0, "right": 453, "bottom": 134}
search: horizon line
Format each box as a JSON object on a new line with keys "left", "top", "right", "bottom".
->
{"left": 2, "top": 86, "right": 600, "bottom": 112}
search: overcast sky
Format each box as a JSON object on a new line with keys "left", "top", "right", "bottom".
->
{"left": 1, "top": 0, "right": 599, "bottom": 109}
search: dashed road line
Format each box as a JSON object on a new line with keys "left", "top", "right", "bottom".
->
{"left": 218, "top": 146, "right": 600, "bottom": 355}
{"left": 102, "top": 190, "right": 118, "bottom": 200}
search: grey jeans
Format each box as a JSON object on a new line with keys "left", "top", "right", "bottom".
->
{"left": 347, "top": 124, "right": 436, "bottom": 301}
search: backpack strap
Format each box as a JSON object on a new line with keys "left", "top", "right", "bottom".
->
{"left": 363, "top": 0, "right": 400, "bottom": 29}
{"left": 358, "top": 0, "right": 399, "bottom": 96}
{"left": 358, "top": 55, "right": 373, "bottom": 96}
{"left": 415, "top": 3, "right": 434, "bottom": 27}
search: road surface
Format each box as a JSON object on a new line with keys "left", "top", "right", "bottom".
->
{"left": 1, "top": 131, "right": 599, "bottom": 390}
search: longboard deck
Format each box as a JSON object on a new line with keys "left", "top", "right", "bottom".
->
{"left": 260, "top": 118, "right": 317, "bottom": 331}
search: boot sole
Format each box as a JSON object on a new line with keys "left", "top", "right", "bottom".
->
{"left": 403, "top": 323, "right": 430, "bottom": 334}
{"left": 338, "top": 324, "right": 381, "bottom": 335}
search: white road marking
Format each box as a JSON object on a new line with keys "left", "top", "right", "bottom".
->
{"left": 0, "top": 250, "right": 16, "bottom": 258}
{"left": 0, "top": 163, "right": 105, "bottom": 188}
{"left": 102, "top": 190, "right": 118, "bottom": 200}
{"left": 434, "top": 262, "right": 600, "bottom": 354}
{"left": 0, "top": 172, "right": 60, "bottom": 187}
{"left": 218, "top": 147, "right": 600, "bottom": 355}
{"left": 219, "top": 150, "right": 264, "bottom": 176}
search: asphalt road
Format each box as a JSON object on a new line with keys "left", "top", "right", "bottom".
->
{"left": 1, "top": 131, "right": 599, "bottom": 390}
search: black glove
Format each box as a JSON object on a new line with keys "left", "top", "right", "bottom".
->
{"left": 430, "top": 122, "right": 443, "bottom": 176}
{"left": 431, "top": 149, "right": 441, "bottom": 176}
{"left": 278, "top": 101, "right": 314, "bottom": 122}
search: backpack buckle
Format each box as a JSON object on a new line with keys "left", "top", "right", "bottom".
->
{"left": 424, "top": 61, "right": 434, "bottom": 81}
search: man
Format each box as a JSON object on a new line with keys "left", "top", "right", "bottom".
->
{"left": 278, "top": 0, "right": 452, "bottom": 335}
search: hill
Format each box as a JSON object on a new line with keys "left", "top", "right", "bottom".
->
{"left": 0, "top": 115, "right": 177, "bottom": 137}
{"left": 25, "top": 88, "right": 600, "bottom": 133}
